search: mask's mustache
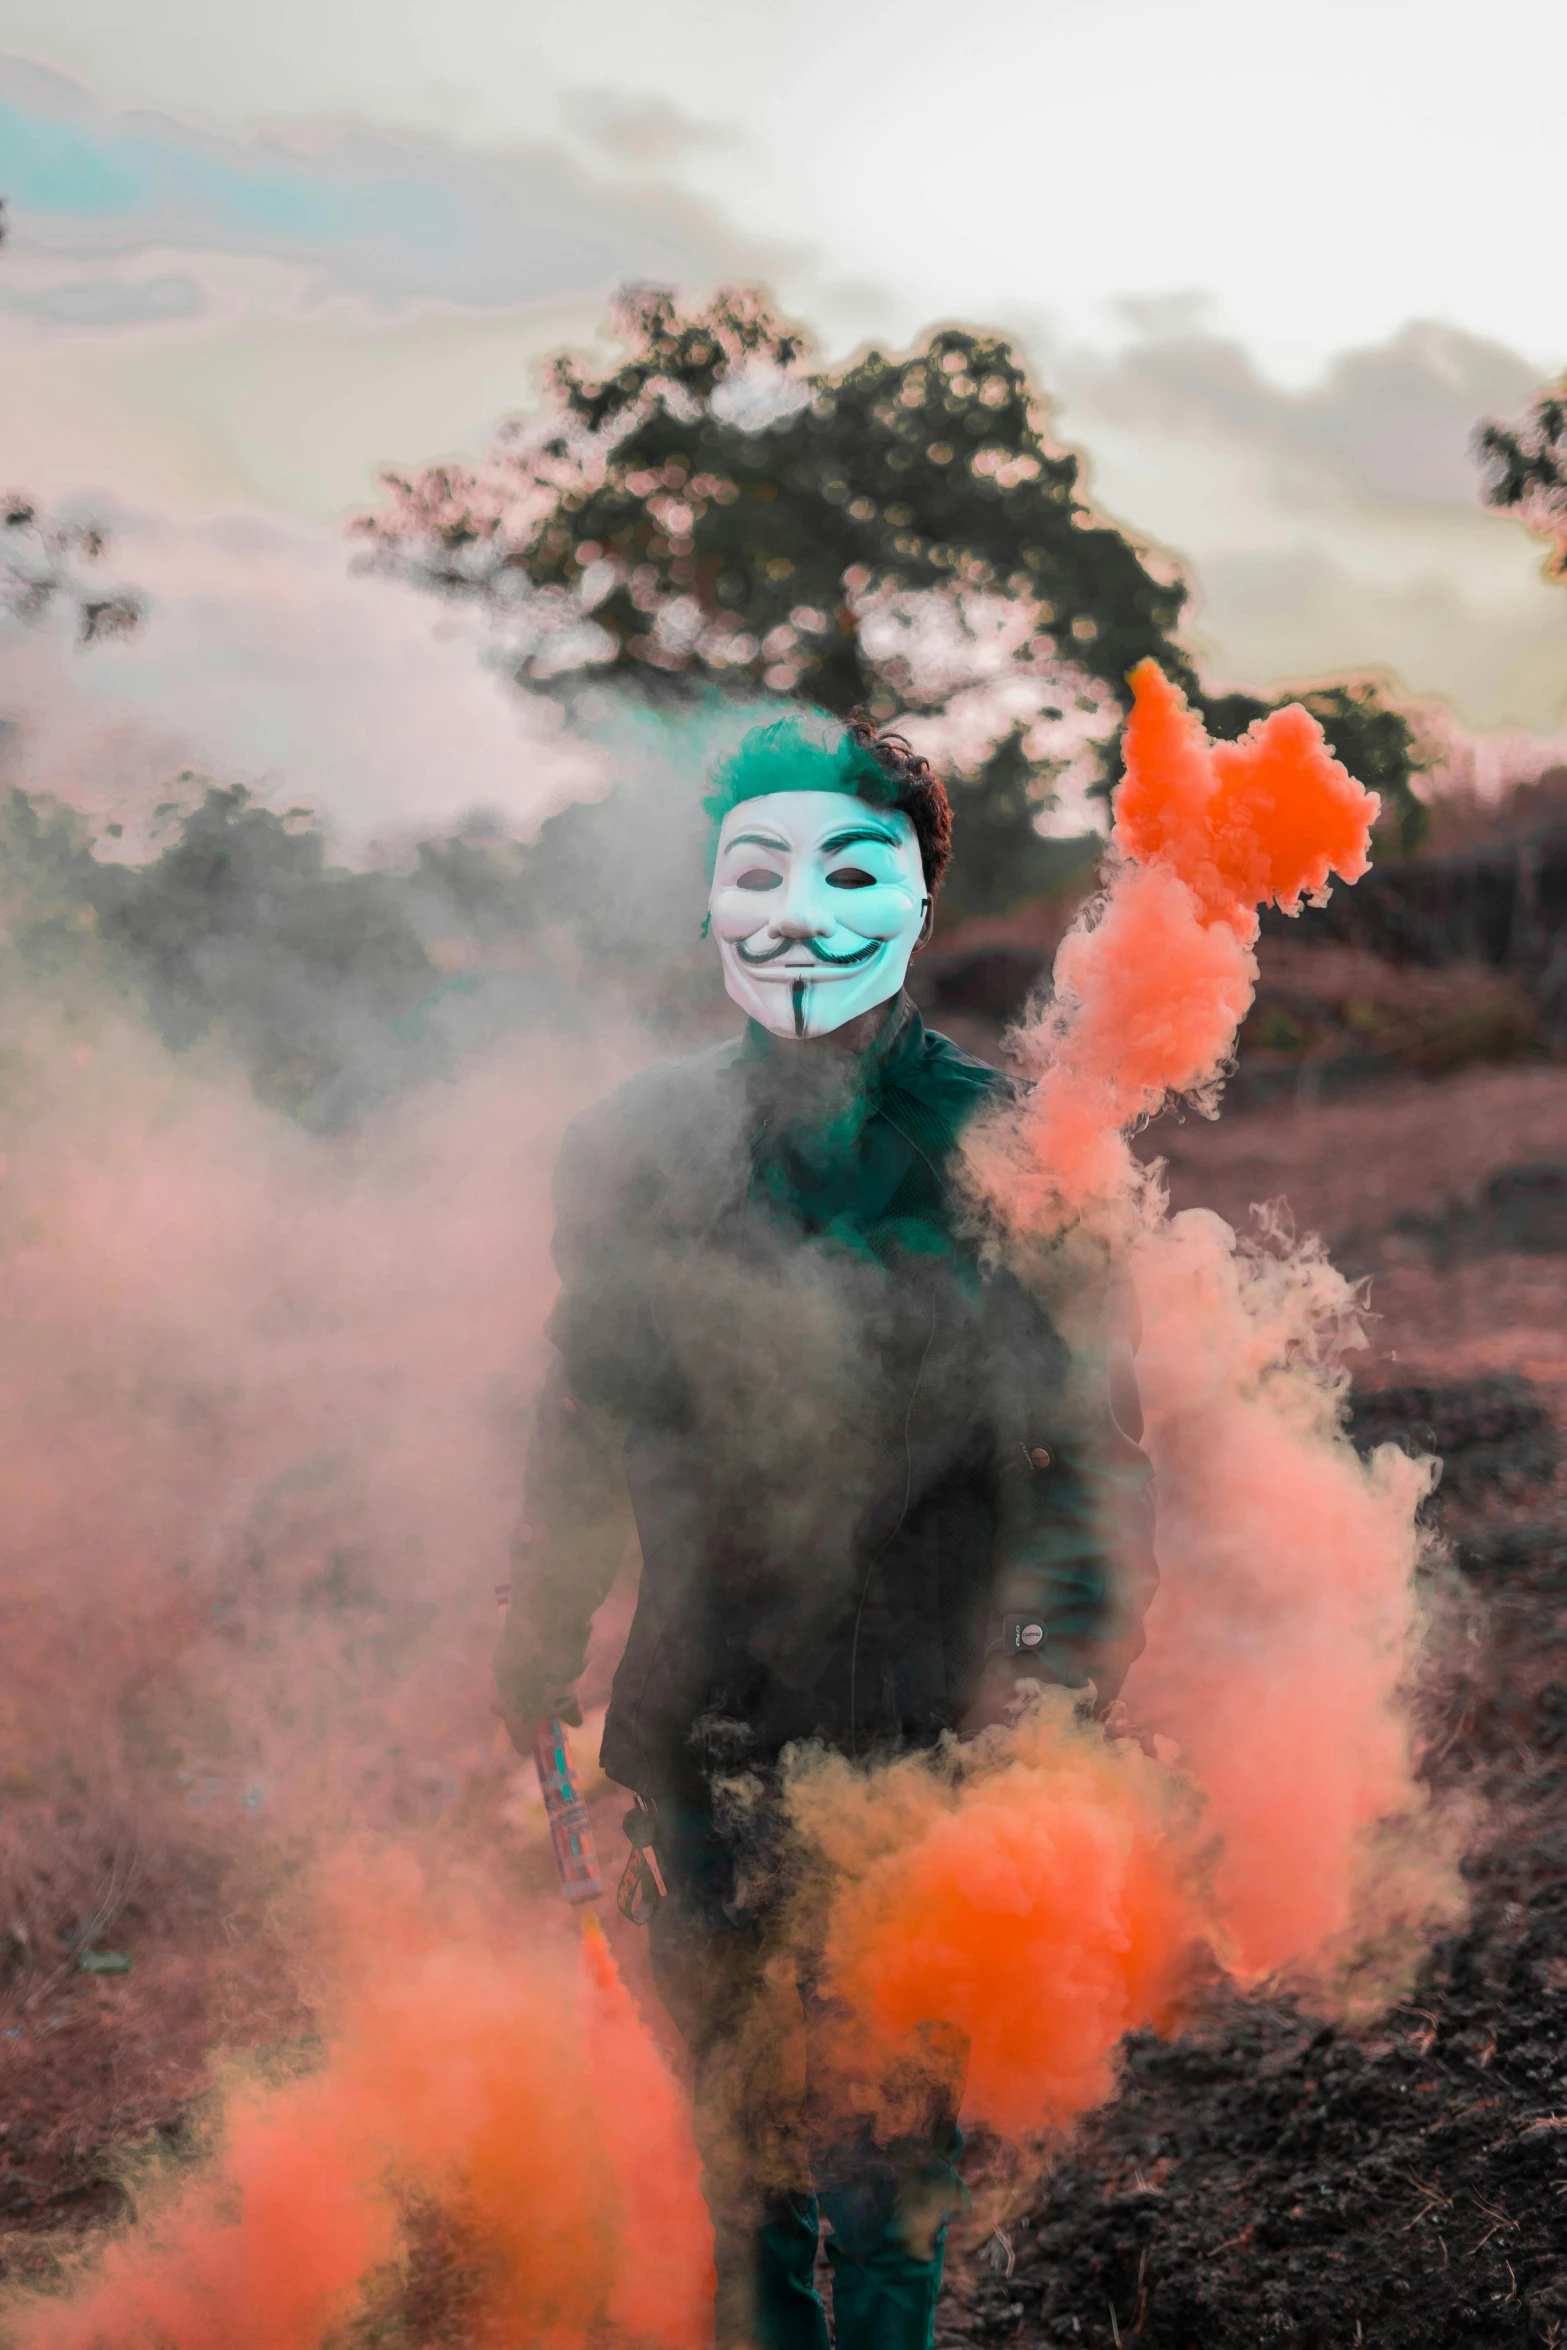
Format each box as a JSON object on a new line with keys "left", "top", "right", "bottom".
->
{"left": 734, "top": 935, "right": 882, "bottom": 969}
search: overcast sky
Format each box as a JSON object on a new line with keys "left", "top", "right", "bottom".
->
{"left": 1, "top": 0, "right": 1563, "bottom": 841}
{"left": 6, "top": 0, "right": 1567, "bottom": 371}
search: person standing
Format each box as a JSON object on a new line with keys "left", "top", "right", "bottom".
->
{"left": 496, "top": 713, "right": 1155, "bottom": 2350}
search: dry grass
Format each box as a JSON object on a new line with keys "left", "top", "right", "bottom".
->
{"left": 1244, "top": 938, "right": 1549, "bottom": 1077}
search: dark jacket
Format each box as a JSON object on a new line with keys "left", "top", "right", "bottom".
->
{"left": 497, "top": 999, "right": 1156, "bottom": 1800}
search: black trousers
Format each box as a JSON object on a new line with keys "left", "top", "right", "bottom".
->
{"left": 645, "top": 1798, "right": 964, "bottom": 2350}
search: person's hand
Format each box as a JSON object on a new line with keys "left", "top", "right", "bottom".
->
{"left": 493, "top": 1602, "right": 585, "bottom": 1752}
{"left": 1098, "top": 1698, "right": 1179, "bottom": 1765}
{"left": 491, "top": 1688, "right": 583, "bottom": 1755}
{"left": 493, "top": 1701, "right": 584, "bottom": 1757}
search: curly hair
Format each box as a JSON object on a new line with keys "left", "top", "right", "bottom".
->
{"left": 703, "top": 711, "right": 954, "bottom": 897}
{"left": 842, "top": 714, "right": 953, "bottom": 896}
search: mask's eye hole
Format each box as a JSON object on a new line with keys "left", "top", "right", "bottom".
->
{"left": 826, "top": 866, "right": 876, "bottom": 889}
{"left": 734, "top": 867, "right": 783, "bottom": 891}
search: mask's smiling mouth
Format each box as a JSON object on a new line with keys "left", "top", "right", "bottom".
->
{"left": 734, "top": 936, "right": 881, "bottom": 969}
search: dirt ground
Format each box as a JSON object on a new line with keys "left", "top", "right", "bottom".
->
{"left": 935, "top": 1059, "right": 1567, "bottom": 2350}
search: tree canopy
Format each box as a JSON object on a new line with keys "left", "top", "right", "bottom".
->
{"left": 360, "top": 286, "right": 1427, "bottom": 894}
{"left": 364, "top": 286, "right": 1193, "bottom": 718}
{"left": 2, "top": 494, "right": 143, "bottom": 645}
{"left": 1477, "top": 376, "right": 1567, "bottom": 580}
{"left": 362, "top": 287, "right": 1198, "bottom": 916}
{"left": 380, "top": 291, "right": 1437, "bottom": 907}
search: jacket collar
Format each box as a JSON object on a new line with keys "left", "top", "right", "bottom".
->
{"left": 738, "top": 991, "right": 924, "bottom": 1093}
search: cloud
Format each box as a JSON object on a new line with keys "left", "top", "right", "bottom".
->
{"left": 1, "top": 42, "right": 1560, "bottom": 745}
{"left": 0, "top": 54, "right": 800, "bottom": 525}
{"left": 1050, "top": 316, "right": 1567, "bottom": 731}
{"left": 1071, "top": 312, "right": 1545, "bottom": 511}
{"left": 562, "top": 88, "right": 732, "bottom": 174}
{"left": 1183, "top": 542, "right": 1567, "bottom": 742}
{"left": 0, "top": 268, "right": 204, "bottom": 325}
{"left": 0, "top": 53, "right": 790, "bottom": 311}
{"left": 0, "top": 506, "right": 606, "bottom": 851}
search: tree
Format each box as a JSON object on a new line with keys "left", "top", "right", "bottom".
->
{"left": 361, "top": 286, "right": 1197, "bottom": 912}
{"left": 1476, "top": 375, "right": 1567, "bottom": 579}
{"left": 0, "top": 202, "right": 141, "bottom": 644}
{"left": 87, "top": 785, "right": 442, "bottom": 1128}
{"left": 1, "top": 494, "right": 142, "bottom": 644}
{"left": 363, "top": 285, "right": 1195, "bottom": 713}
{"left": 364, "top": 285, "right": 1428, "bottom": 909}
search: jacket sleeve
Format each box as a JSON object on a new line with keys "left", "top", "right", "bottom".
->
{"left": 988, "top": 1283, "right": 1158, "bottom": 1711}
{"left": 493, "top": 1106, "right": 637, "bottom": 1729}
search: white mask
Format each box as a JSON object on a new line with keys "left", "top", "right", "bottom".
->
{"left": 708, "top": 789, "right": 930, "bottom": 1041}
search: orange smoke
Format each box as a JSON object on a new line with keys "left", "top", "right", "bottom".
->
{"left": 12, "top": 1860, "right": 711, "bottom": 2350}
{"left": 970, "top": 662, "right": 1379, "bottom": 1230}
{"left": 1114, "top": 668, "right": 1377, "bottom": 929}
{"left": 789, "top": 1698, "right": 1201, "bottom": 2141}
{"left": 1124, "top": 1215, "right": 1443, "bottom": 1979}
{"left": 0, "top": 1003, "right": 684, "bottom": 2347}
{"left": 791, "top": 670, "right": 1458, "bottom": 2145}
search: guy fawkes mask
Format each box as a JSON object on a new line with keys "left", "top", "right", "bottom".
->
{"left": 708, "top": 789, "right": 929, "bottom": 1041}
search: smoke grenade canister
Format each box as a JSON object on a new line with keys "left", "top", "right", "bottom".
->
{"left": 532, "top": 1718, "right": 603, "bottom": 1904}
